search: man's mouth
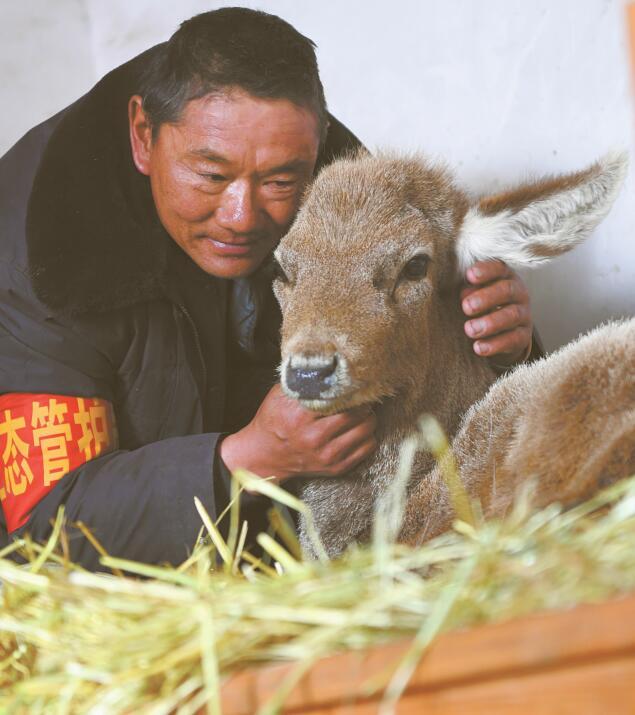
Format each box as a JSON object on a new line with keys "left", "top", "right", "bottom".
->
{"left": 207, "top": 238, "right": 257, "bottom": 256}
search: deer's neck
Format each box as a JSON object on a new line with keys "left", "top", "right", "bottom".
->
{"left": 297, "top": 303, "right": 499, "bottom": 558}
{"left": 376, "top": 307, "right": 497, "bottom": 447}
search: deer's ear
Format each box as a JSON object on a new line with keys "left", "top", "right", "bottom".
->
{"left": 455, "top": 152, "right": 628, "bottom": 273}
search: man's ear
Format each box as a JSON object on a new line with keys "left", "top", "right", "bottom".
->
{"left": 128, "top": 95, "right": 154, "bottom": 176}
{"left": 455, "top": 151, "right": 628, "bottom": 273}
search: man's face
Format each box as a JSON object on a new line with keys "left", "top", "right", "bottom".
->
{"left": 130, "top": 90, "right": 321, "bottom": 278}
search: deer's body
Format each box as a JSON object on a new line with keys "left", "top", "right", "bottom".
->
{"left": 400, "top": 318, "right": 635, "bottom": 545}
{"left": 273, "top": 150, "right": 630, "bottom": 557}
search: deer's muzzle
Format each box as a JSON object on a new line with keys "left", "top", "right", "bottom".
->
{"left": 284, "top": 354, "right": 339, "bottom": 400}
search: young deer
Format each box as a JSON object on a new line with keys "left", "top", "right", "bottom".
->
{"left": 273, "top": 150, "right": 629, "bottom": 557}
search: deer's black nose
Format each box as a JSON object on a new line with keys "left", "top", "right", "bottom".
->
{"left": 285, "top": 355, "right": 338, "bottom": 399}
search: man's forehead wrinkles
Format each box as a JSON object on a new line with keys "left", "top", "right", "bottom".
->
{"left": 183, "top": 123, "right": 234, "bottom": 152}
{"left": 256, "top": 159, "right": 313, "bottom": 176}
{"left": 187, "top": 143, "right": 313, "bottom": 175}
{"left": 190, "top": 148, "right": 231, "bottom": 162}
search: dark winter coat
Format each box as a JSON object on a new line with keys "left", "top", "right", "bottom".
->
{"left": 0, "top": 46, "right": 361, "bottom": 570}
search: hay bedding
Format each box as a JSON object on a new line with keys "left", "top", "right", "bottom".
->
{"left": 1, "top": 429, "right": 635, "bottom": 715}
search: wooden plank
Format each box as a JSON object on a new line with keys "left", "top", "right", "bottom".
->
{"left": 221, "top": 594, "right": 635, "bottom": 714}
{"left": 298, "top": 656, "right": 635, "bottom": 715}
{"left": 218, "top": 659, "right": 635, "bottom": 715}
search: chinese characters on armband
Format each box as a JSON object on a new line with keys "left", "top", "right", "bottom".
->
{"left": 0, "top": 393, "right": 118, "bottom": 532}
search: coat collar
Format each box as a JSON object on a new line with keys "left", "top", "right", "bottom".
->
{"left": 26, "top": 46, "right": 171, "bottom": 317}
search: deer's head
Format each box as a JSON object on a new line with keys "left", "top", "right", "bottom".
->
{"left": 274, "top": 150, "right": 626, "bottom": 414}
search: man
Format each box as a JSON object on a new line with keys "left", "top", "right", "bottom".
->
{"left": 0, "top": 8, "right": 537, "bottom": 570}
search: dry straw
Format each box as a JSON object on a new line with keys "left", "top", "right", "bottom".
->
{"left": 1, "top": 418, "right": 635, "bottom": 714}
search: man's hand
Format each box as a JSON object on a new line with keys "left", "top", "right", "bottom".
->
{"left": 461, "top": 260, "right": 533, "bottom": 367}
{"left": 219, "top": 384, "right": 377, "bottom": 483}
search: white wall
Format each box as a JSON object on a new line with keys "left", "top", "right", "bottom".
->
{"left": 2, "top": 0, "right": 634, "bottom": 351}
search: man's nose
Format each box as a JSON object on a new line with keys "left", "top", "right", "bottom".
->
{"left": 215, "top": 180, "right": 261, "bottom": 234}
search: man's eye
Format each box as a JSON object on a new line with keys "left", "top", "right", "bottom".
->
{"left": 202, "top": 173, "right": 227, "bottom": 182}
{"left": 268, "top": 180, "right": 296, "bottom": 189}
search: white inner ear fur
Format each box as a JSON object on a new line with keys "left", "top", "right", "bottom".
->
{"left": 455, "top": 151, "right": 628, "bottom": 274}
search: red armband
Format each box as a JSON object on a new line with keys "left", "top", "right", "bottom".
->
{"left": 0, "top": 393, "right": 118, "bottom": 533}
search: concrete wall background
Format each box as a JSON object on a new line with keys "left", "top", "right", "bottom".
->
{"left": 1, "top": 0, "right": 633, "bottom": 351}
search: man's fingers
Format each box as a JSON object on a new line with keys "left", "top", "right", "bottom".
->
{"left": 459, "top": 284, "right": 479, "bottom": 301}
{"left": 473, "top": 326, "right": 532, "bottom": 358}
{"left": 319, "top": 403, "right": 374, "bottom": 431}
{"left": 328, "top": 436, "right": 378, "bottom": 476}
{"left": 465, "top": 259, "right": 512, "bottom": 286}
{"left": 246, "top": 384, "right": 378, "bottom": 481}
{"left": 462, "top": 278, "right": 528, "bottom": 317}
{"left": 321, "top": 417, "right": 377, "bottom": 467}
{"left": 465, "top": 303, "right": 530, "bottom": 339}
{"left": 460, "top": 263, "right": 534, "bottom": 366}
{"left": 304, "top": 407, "right": 375, "bottom": 448}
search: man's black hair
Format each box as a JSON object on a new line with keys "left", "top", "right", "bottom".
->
{"left": 138, "top": 7, "right": 328, "bottom": 142}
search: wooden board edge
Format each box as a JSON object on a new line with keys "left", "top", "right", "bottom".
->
{"left": 221, "top": 593, "right": 635, "bottom": 714}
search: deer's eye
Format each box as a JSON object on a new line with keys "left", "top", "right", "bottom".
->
{"left": 272, "top": 258, "right": 289, "bottom": 284}
{"left": 401, "top": 254, "right": 430, "bottom": 281}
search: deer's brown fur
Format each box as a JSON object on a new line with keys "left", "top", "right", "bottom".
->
{"left": 400, "top": 319, "right": 635, "bottom": 544}
{"left": 274, "top": 150, "right": 629, "bottom": 557}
